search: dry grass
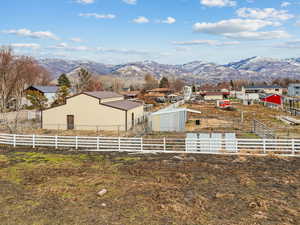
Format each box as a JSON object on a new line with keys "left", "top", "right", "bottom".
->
{"left": 0, "top": 150, "right": 299, "bottom": 225}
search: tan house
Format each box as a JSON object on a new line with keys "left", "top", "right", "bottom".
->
{"left": 242, "top": 85, "right": 283, "bottom": 95}
{"left": 42, "top": 91, "right": 144, "bottom": 131}
{"left": 200, "top": 92, "right": 230, "bottom": 101}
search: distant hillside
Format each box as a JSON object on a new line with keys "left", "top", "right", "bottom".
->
{"left": 38, "top": 57, "right": 300, "bottom": 84}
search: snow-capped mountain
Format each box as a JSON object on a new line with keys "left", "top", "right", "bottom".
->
{"left": 38, "top": 56, "right": 300, "bottom": 84}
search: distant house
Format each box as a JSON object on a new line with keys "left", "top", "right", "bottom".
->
{"left": 146, "top": 88, "right": 172, "bottom": 96}
{"left": 24, "top": 85, "right": 58, "bottom": 105}
{"left": 288, "top": 84, "right": 300, "bottom": 97}
{"left": 42, "top": 91, "right": 144, "bottom": 131}
{"left": 144, "top": 88, "right": 172, "bottom": 103}
{"left": 261, "top": 94, "right": 283, "bottom": 106}
{"left": 121, "top": 91, "right": 140, "bottom": 99}
{"left": 242, "top": 85, "right": 283, "bottom": 95}
{"left": 200, "top": 92, "right": 229, "bottom": 101}
{"left": 199, "top": 84, "right": 231, "bottom": 93}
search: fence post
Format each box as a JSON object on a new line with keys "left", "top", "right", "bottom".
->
{"left": 118, "top": 137, "right": 121, "bottom": 151}
{"left": 163, "top": 137, "right": 166, "bottom": 151}
{"left": 32, "top": 134, "right": 35, "bottom": 148}
{"left": 55, "top": 136, "right": 58, "bottom": 149}
{"left": 13, "top": 134, "right": 16, "bottom": 148}
{"left": 263, "top": 139, "right": 266, "bottom": 154}
{"left": 97, "top": 137, "right": 99, "bottom": 150}
{"left": 141, "top": 137, "right": 143, "bottom": 152}
{"left": 75, "top": 136, "right": 78, "bottom": 150}
{"left": 292, "top": 139, "right": 295, "bottom": 155}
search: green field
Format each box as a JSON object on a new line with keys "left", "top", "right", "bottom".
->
{"left": 0, "top": 150, "right": 299, "bottom": 225}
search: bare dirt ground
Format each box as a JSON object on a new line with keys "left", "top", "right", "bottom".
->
{"left": 0, "top": 149, "right": 299, "bottom": 225}
{"left": 185, "top": 102, "right": 300, "bottom": 138}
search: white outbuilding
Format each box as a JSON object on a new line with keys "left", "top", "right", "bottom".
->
{"left": 149, "top": 107, "right": 201, "bottom": 132}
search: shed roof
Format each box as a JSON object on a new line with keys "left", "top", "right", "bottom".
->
{"left": 152, "top": 107, "right": 201, "bottom": 116}
{"left": 102, "top": 100, "right": 142, "bottom": 111}
{"left": 85, "top": 91, "right": 123, "bottom": 99}
{"left": 31, "top": 85, "right": 58, "bottom": 93}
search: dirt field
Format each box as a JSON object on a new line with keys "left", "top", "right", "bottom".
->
{"left": 185, "top": 102, "right": 300, "bottom": 138}
{"left": 0, "top": 149, "right": 299, "bottom": 225}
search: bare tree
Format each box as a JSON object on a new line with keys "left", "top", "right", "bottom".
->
{"left": 76, "top": 68, "right": 92, "bottom": 93}
{"left": 144, "top": 74, "right": 158, "bottom": 90}
{"left": 0, "top": 46, "right": 51, "bottom": 132}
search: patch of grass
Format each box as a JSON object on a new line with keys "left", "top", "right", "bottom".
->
{"left": 115, "top": 156, "right": 141, "bottom": 162}
{"left": 0, "top": 151, "right": 299, "bottom": 225}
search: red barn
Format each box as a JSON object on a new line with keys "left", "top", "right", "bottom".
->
{"left": 261, "top": 94, "right": 282, "bottom": 105}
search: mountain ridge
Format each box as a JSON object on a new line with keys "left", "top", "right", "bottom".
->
{"left": 38, "top": 56, "right": 300, "bottom": 84}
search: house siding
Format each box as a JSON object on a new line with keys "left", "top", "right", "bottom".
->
{"left": 42, "top": 94, "right": 142, "bottom": 131}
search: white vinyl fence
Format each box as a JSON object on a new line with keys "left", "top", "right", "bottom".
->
{"left": 0, "top": 133, "right": 300, "bottom": 156}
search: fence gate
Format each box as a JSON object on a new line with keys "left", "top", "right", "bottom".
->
{"left": 252, "top": 120, "right": 276, "bottom": 139}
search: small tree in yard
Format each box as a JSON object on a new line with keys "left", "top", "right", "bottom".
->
{"left": 76, "top": 68, "right": 92, "bottom": 93}
{"left": 52, "top": 86, "right": 70, "bottom": 106}
{"left": 26, "top": 90, "right": 48, "bottom": 110}
{"left": 159, "top": 77, "right": 170, "bottom": 88}
{"left": 58, "top": 73, "right": 71, "bottom": 88}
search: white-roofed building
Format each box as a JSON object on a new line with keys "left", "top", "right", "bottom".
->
{"left": 149, "top": 107, "right": 201, "bottom": 132}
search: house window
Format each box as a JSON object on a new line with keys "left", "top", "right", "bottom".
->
{"left": 275, "top": 89, "right": 279, "bottom": 91}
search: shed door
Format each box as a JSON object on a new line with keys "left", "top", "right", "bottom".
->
{"left": 67, "top": 115, "right": 74, "bottom": 130}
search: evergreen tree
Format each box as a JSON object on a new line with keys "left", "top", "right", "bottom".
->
{"left": 192, "top": 85, "right": 196, "bottom": 93}
{"left": 53, "top": 86, "right": 70, "bottom": 106}
{"left": 159, "top": 77, "right": 170, "bottom": 88}
{"left": 57, "top": 73, "right": 71, "bottom": 88}
{"left": 26, "top": 90, "right": 48, "bottom": 110}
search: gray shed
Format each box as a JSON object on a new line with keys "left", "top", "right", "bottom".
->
{"left": 149, "top": 108, "right": 201, "bottom": 132}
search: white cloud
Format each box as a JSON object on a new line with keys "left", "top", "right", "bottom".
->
{"left": 79, "top": 13, "right": 116, "bottom": 19}
{"left": 224, "top": 30, "right": 291, "bottom": 40}
{"left": 50, "top": 43, "right": 90, "bottom": 51}
{"left": 76, "top": 0, "right": 95, "bottom": 4}
{"left": 296, "top": 21, "right": 300, "bottom": 26}
{"left": 200, "top": 0, "right": 236, "bottom": 7}
{"left": 10, "top": 43, "right": 40, "bottom": 49}
{"left": 160, "top": 17, "right": 176, "bottom": 24}
{"left": 281, "top": 2, "right": 291, "bottom": 7}
{"left": 97, "top": 47, "right": 150, "bottom": 55}
{"left": 173, "top": 40, "right": 240, "bottom": 46}
{"left": 49, "top": 43, "right": 151, "bottom": 56}
{"left": 274, "top": 40, "right": 300, "bottom": 48}
{"left": 3, "top": 28, "right": 59, "bottom": 40}
{"left": 70, "top": 37, "right": 83, "bottom": 43}
{"left": 133, "top": 16, "right": 149, "bottom": 24}
{"left": 193, "top": 19, "right": 279, "bottom": 34}
{"left": 122, "top": 0, "right": 137, "bottom": 5}
{"left": 236, "top": 8, "right": 294, "bottom": 21}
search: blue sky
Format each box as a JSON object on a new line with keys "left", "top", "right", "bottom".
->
{"left": 1, "top": 0, "right": 300, "bottom": 64}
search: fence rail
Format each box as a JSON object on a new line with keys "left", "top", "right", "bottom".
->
{"left": 0, "top": 133, "right": 299, "bottom": 156}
